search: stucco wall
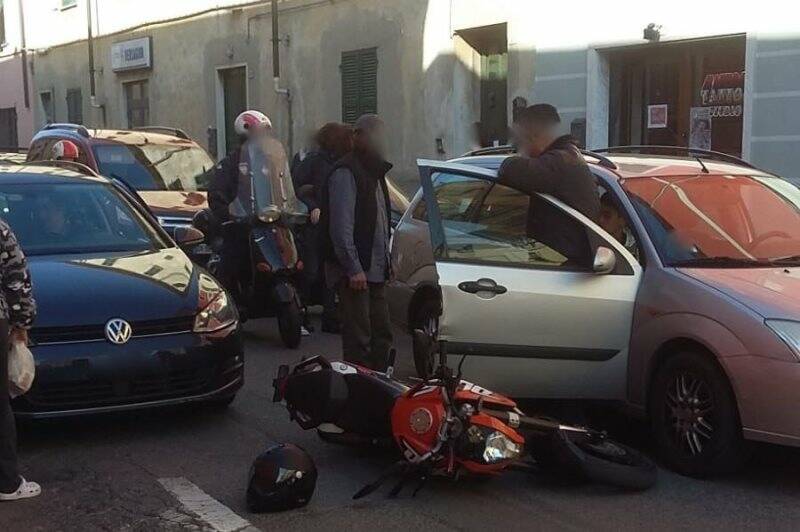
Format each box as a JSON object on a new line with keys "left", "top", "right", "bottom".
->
{"left": 24, "top": 0, "right": 800, "bottom": 184}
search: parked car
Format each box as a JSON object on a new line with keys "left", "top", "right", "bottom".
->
{"left": 1, "top": 163, "right": 243, "bottom": 418}
{"left": 26, "top": 124, "right": 214, "bottom": 236}
{"left": 389, "top": 145, "right": 800, "bottom": 477}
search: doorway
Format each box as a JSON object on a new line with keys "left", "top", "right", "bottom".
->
{"left": 457, "top": 23, "right": 508, "bottom": 147}
{"left": 216, "top": 65, "right": 248, "bottom": 157}
{"left": 0, "top": 108, "right": 18, "bottom": 149}
{"left": 608, "top": 35, "right": 745, "bottom": 156}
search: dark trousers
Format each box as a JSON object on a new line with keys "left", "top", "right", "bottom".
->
{"left": 0, "top": 320, "right": 20, "bottom": 493}
{"left": 296, "top": 226, "right": 337, "bottom": 321}
{"left": 337, "top": 282, "right": 392, "bottom": 370}
{"left": 218, "top": 225, "right": 250, "bottom": 302}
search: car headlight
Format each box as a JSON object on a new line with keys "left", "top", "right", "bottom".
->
{"left": 257, "top": 205, "right": 281, "bottom": 224}
{"left": 482, "top": 430, "right": 523, "bottom": 464}
{"left": 765, "top": 319, "right": 800, "bottom": 361}
{"left": 194, "top": 287, "right": 238, "bottom": 334}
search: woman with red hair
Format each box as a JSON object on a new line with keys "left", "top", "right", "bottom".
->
{"left": 292, "top": 122, "right": 354, "bottom": 333}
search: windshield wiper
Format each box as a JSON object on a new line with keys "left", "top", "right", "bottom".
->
{"left": 672, "top": 256, "right": 776, "bottom": 268}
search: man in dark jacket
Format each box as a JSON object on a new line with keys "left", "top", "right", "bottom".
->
{"left": 323, "top": 115, "right": 392, "bottom": 369}
{"left": 498, "top": 104, "right": 600, "bottom": 266}
{"left": 207, "top": 110, "right": 272, "bottom": 300}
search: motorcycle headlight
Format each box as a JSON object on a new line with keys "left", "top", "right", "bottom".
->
{"left": 482, "top": 430, "right": 523, "bottom": 464}
{"left": 194, "top": 287, "right": 238, "bottom": 335}
{"left": 765, "top": 319, "right": 800, "bottom": 361}
{"left": 257, "top": 205, "right": 282, "bottom": 224}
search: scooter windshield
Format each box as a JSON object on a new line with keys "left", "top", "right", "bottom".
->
{"left": 228, "top": 134, "right": 305, "bottom": 221}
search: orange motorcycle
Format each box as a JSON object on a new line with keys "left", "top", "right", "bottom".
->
{"left": 273, "top": 343, "right": 656, "bottom": 497}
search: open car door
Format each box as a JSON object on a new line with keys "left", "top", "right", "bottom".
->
{"left": 417, "top": 159, "right": 642, "bottom": 400}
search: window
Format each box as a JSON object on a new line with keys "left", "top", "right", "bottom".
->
{"left": 39, "top": 91, "right": 55, "bottom": 125}
{"left": 429, "top": 172, "right": 594, "bottom": 269}
{"left": 93, "top": 144, "right": 213, "bottom": 191}
{"left": 60, "top": 0, "right": 78, "bottom": 10}
{"left": 124, "top": 79, "right": 149, "bottom": 128}
{"left": 1, "top": 0, "right": 6, "bottom": 47}
{"left": 341, "top": 47, "right": 378, "bottom": 124}
{"left": 0, "top": 182, "right": 166, "bottom": 256}
{"left": 66, "top": 88, "right": 83, "bottom": 124}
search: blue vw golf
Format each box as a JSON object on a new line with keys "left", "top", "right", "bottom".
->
{"left": 0, "top": 164, "right": 243, "bottom": 418}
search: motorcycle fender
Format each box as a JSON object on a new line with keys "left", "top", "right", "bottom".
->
{"left": 271, "top": 280, "right": 297, "bottom": 304}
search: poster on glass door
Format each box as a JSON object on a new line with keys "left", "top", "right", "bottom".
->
{"left": 689, "top": 107, "right": 712, "bottom": 151}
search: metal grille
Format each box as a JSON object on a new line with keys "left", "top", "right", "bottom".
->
{"left": 31, "top": 316, "right": 195, "bottom": 345}
{"left": 66, "top": 88, "right": 83, "bottom": 124}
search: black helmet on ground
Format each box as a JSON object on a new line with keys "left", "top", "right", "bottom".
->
{"left": 247, "top": 443, "right": 317, "bottom": 513}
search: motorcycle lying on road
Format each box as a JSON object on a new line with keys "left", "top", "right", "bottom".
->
{"left": 195, "top": 134, "right": 307, "bottom": 348}
{"left": 273, "top": 343, "right": 657, "bottom": 497}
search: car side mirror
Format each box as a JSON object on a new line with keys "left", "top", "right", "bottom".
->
{"left": 174, "top": 226, "right": 206, "bottom": 248}
{"left": 593, "top": 246, "right": 616, "bottom": 275}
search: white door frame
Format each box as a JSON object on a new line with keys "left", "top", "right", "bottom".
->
{"left": 215, "top": 63, "right": 249, "bottom": 160}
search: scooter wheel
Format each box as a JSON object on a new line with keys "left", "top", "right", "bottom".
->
{"left": 278, "top": 301, "right": 302, "bottom": 349}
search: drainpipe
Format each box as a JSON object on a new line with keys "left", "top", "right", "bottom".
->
{"left": 86, "top": 0, "right": 107, "bottom": 126}
{"left": 271, "top": 0, "right": 293, "bottom": 156}
{"left": 17, "top": 0, "right": 30, "bottom": 109}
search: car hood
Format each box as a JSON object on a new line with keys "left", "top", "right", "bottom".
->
{"left": 29, "top": 248, "right": 199, "bottom": 328}
{"left": 679, "top": 267, "right": 800, "bottom": 319}
{"left": 139, "top": 191, "right": 208, "bottom": 218}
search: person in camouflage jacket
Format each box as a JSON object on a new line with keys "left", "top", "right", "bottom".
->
{"left": 0, "top": 218, "right": 39, "bottom": 501}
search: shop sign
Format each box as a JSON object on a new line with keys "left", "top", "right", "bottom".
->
{"left": 111, "top": 37, "right": 152, "bottom": 72}
{"left": 700, "top": 71, "right": 744, "bottom": 118}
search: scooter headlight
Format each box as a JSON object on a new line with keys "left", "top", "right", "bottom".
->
{"left": 257, "top": 205, "right": 282, "bottom": 224}
{"left": 194, "top": 274, "right": 238, "bottom": 335}
{"left": 482, "top": 430, "right": 522, "bottom": 464}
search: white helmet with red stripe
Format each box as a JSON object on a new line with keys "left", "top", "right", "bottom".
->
{"left": 52, "top": 139, "right": 80, "bottom": 161}
{"left": 234, "top": 110, "right": 272, "bottom": 137}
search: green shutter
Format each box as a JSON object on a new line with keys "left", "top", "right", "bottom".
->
{"left": 341, "top": 47, "right": 378, "bottom": 124}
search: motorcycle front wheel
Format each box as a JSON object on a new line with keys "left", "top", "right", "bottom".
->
{"left": 546, "top": 430, "right": 657, "bottom": 491}
{"left": 277, "top": 301, "right": 302, "bottom": 349}
{"left": 528, "top": 430, "right": 658, "bottom": 491}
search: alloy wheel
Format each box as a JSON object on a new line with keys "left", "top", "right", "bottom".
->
{"left": 665, "top": 372, "right": 715, "bottom": 456}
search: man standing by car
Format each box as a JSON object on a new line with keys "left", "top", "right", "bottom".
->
{"left": 499, "top": 104, "right": 600, "bottom": 266}
{"left": 323, "top": 114, "right": 392, "bottom": 370}
{"left": 208, "top": 110, "right": 273, "bottom": 299}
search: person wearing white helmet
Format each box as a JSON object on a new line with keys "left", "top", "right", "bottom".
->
{"left": 51, "top": 139, "right": 81, "bottom": 163}
{"left": 208, "top": 110, "right": 273, "bottom": 302}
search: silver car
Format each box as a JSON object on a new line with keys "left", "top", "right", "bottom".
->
{"left": 389, "top": 147, "right": 800, "bottom": 477}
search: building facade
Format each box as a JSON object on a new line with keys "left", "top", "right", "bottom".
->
{"left": 0, "top": 0, "right": 35, "bottom": 148}
{"left": 13, "top": 0, "right": 800, "bottom": 187}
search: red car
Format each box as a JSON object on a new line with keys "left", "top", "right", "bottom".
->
{"left": 27, "top": 123, "right": 214, "bottom": 235}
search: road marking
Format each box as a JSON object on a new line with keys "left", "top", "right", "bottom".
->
{"left": 158, "top": 477, "right": 260, "bottom": 532}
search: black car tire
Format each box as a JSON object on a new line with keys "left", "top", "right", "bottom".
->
{"left": 650, "top": 351, "right": 750, "bottom": 477}
{"left": 278, "top": 301, "right": 302, "bottom": 349}
{"left": 412, "top": 299, "right": 439, "bottom": 379}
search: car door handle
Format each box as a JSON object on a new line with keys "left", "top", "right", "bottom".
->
{"left": 458, "top": 278, "right": 507, "bottom": 295}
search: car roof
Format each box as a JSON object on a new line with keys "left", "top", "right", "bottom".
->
{"left": 33, "top": 126, "right": 198, "bottom": 148}
{"left": 0, "top": 164, "right": 110, "bottom": 185}
{"left": 450, "top": 152, "right": 773, "bottom": 180}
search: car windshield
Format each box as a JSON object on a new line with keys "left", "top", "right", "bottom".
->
{"left": 0, "top": 182, "right": 168, "bottom": 256}
{"left": 622, "top": 174, "right": 800, "bottom": 267}
{"left": 93, "top": 144, "right": 213, "bottom": 192}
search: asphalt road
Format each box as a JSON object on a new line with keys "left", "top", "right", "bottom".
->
{"left": 3, "top": 317, "right": 800, "bottom": 531}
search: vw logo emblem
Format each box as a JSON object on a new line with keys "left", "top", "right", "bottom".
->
{"left": 105, "top": 318, "right": 133, "bottom": 345}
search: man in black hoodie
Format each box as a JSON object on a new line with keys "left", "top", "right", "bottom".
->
{"left": 498, "top": 104, "right": 600, "bottom": 266}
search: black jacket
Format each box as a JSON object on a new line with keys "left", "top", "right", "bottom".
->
{"left": 497, "top": 136, "right": 600, "bottom": 265}
{"left": 291, "top": 150, "right": 336, "bottom": 212}
{"left": 208, "top": 148, "right": 241, "bottom": 222}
